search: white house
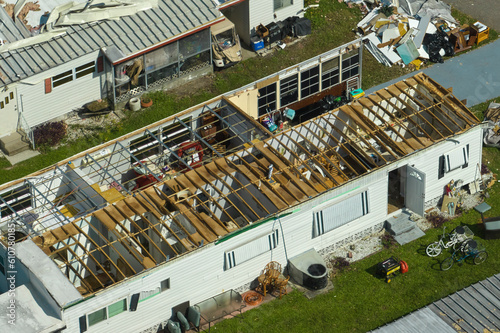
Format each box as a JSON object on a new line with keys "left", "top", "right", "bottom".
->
{"left": 0, "top": 0, "right": 233, "bottom": 141}
{"left": 0, "top": 39, "right": 481, "bottom": 333}
{"left": 218, "top": 0, "right": 305, "bottom": 45}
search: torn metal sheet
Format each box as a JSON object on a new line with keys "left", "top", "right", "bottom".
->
{"left": 413, "top": 15, "right": 430, "bottom": 48}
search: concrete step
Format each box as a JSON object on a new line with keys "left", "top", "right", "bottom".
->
{"left": 0, "top": 132, "right": 30, "bottom": 156}
{"left": 394, "top": 226, "right": 426, "bottom": 246}
{"left": 385, "top": 210, "right": 414, "bottom": 236}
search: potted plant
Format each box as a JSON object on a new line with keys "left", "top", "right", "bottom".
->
{"left": 141, "top": 95, "right": 153, "bottom": 108}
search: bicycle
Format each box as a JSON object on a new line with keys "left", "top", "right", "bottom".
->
{"left": 440, "top": 239, "right": 488, "bottom": 271}
{"left": 426, "top": 225, "right": 474, "bottom": 257}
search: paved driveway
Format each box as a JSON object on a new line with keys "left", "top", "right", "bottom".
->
{"left": 445, "top": 0, "right": 500, "bottom": 32}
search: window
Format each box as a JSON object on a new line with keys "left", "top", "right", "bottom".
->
{"left": 438, "top": 145, "right": 469, "bottom": 178}
{"left": 128, "top": 118, "right": 192, "bottom": 163}
{"left": 341, "top": 49, "right": 360, "bottom": 81}
{"left": 52, "top": 70, "right": 73, "bottom": 88}
{"left": 322, "top": 57, "right": 340, "bottom": 89}
{"left": 161, "top": 278, "right": 170, "bottom": 291}
{"left": 280, "top": 74, "right": 298, "bottom": 106}
{"left": 76, "top": 61, "right": 96, "bottom": 79}
{"left": 258, "top": 83, "right": 277, "bottom": 117}
{"left": 88, "top": 308, "right": 107, "bottom": 326}
{"left": 108, "top": 299, "right": 127, "bottom": 318}
{"left": 225, "top": 229, "right": 279, "bottom": 269}
{"left": 129, "top": 130, "right": 161, "bottom": 162}
{"left": 0, "top": 184, "right": 32, "bottom": 219}
{"left": 87, "top": 298, "right": 127, "bottom": 327}
{"left": 300, "top": 66, "right": 320, "bottom": 98}
{"left": 313, "top": 191, "right": 369, "bottom": 237}
{"left": 52, "top": 61, "right": 96, "bottom": 88}
{"left": 0, "top": 101, "right": 3, "bottom": 109}
{"left": 274, "top": 0, "right": 293, "bottom": 10}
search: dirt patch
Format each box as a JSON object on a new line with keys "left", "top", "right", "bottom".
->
{"left": 166, "top": 73, "right": 216, "bottom": 100}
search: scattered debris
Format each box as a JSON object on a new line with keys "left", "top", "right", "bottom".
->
{"left": 352, "top": 0, "right": 489, "bottom": 66}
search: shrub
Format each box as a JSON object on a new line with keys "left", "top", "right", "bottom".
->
{"left": 141, "top": 96, "right": 152, "bottom": 103}
{"left": 380, "top": 233, "right": 397, "bottom": 249}
{"left": 33, "top": 121, "right": 67, "bottom": 148}
{"left": 426, "top": 211, "right": 449, "bottom": 228}
{"left": 481, "top": 163, "right": 490, "bottom": 175}
{"left": 330, "top": 257, "right": 350, "bottom": 273}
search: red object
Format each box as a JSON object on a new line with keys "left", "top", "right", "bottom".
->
{"left": 45, "top": 78, "right": 52, "bottom": 94}
{"left": 177, "top": 141, "right": 203, "bottom": 172}
{"left": 399, "top": 260, "right": 408, "bottom": 274}
{"left": 97, "top": 56, "right": 104, "bottom": 73}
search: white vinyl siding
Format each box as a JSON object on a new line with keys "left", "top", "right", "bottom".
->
{"left": 313, "top": 191, "right": 369, "bottom": 237}
{"left": 225, "top": 229, "right": 279, "bottom": 269}
{"left": 444, "top": 145, "right": 469, "bottom": 172}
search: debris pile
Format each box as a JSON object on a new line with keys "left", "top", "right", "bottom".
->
{"left": 353, "top": 0, "right": 485, "bottom": 67}
{"left": 483, "top": 102, "right": 500, "bottom": 148}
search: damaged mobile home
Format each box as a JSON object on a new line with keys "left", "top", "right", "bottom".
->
{"left": 0, "top": 39, "right": 481, "bottom": 332}
{"left": 0, "top": 0, "right": 307, "bottom": 145}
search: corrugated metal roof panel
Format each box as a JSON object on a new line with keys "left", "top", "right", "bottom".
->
{"left": 0, "top": 0, "right": 219, "bottom": 86}
{"left": 372, "top": 274, "right": 500, "bottom": 333}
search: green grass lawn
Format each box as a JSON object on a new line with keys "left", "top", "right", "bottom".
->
{"left": 209, "top": 96, "right": 500, "bottom": 332}
{"left": 211, "top": 191, "right": 500, "bottom": 333}
{"left": 0, "top": 1, "right": 497, "bottom": 184}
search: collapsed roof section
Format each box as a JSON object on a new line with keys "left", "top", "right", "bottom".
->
{"left": 0, "top": 73, "right": 479, "bottom": 296}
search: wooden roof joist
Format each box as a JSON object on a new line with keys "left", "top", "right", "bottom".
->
{"left": 17, "top": 73, "right": 482, "bottom": 296}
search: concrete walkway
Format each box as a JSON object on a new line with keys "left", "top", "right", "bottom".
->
{"left": 365, "top": 39, "right": 500, "bottom": 107}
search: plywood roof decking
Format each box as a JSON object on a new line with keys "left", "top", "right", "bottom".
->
{"left": 2, "top": 73, "right": 480, "bottom": 296}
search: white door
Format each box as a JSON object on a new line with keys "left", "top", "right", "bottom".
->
{"left": 405, "top": 164, "right": 426, "bottom": 216}
{"left": 0, "top": 89, "right": 18, "bottom": 137}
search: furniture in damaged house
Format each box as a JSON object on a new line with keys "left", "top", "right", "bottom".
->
{"left": 199, "top": 110, "right": 229, "bottom": 155}
{"left": 475, "top": 202, "right": 500, "bottom": 239}
{"left": 167, "top": 301, "right": 202, "bottom": 333}
{"left": 192, "top": 290, "right": 246, "bottom": 332}
{"left": 257, "top": 261, "right": 289, "bottom": 297}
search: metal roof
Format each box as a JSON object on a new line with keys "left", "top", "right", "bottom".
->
{"left": 372, "top": 273, "right": 500, "bottom": 332}
{"left": 0, "top": 0, "right": 219, "bottom": 86}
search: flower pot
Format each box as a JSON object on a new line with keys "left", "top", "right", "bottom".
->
{"left": 129, "top": 97, "right": 141, "bottom": 111}
{"left": 141, "top": 99, "right": 153, "bottom": 108}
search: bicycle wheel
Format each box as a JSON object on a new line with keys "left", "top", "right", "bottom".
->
{"left": 441, "top": 257, "right": 454, "bottom": 271}
{"left": 426, "top": 242, "right": 442, "bottom": 257}
{"left": 474, "top": 251, "right": 488, "bottom": 265}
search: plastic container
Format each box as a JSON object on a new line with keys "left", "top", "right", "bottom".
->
{"left": 251, "top": 37, "right": 264, "bottom": 51}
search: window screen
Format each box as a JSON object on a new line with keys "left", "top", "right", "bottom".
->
{"left": 280, "top": 74, "right": 298, "bottom": 106}
{"left": 341, "top": 49, "right": 360, "bottom": 81}
{"left": 439, "top": 145, "right": 469, "bottom": 178}
{"left": 108, "top": 299, "right": 127, "bottom": 318}
{"left": 274, "top": 0, "right": 293, "bottom": 10}
{"left": 53, "top": 70, "right": 73, "bottom": 87}
{"left": 300, "top": 66, "right": 320, "bottom": 98}
{"left": 88, "top": 308, "right": 107, "bottom": 326}
{"left": 225, "top": 229, "right": 279, "bottom": 269}
{"left": 313, "top": 191, "right": 369, "bottom": 237}
{"left": 76, "top": 61, "right": 95, "bottom": 79}
{"left": 258, "top": 83, "right": 277, "bottom": 117}
{"left": 321, "top": 57, "right": 340, "bottom": 89}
